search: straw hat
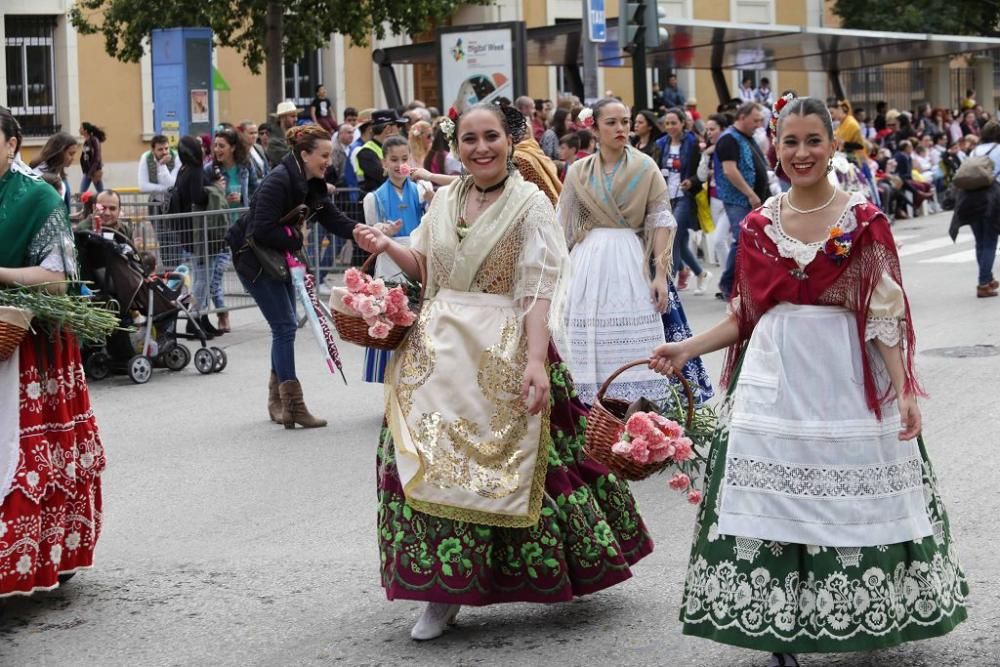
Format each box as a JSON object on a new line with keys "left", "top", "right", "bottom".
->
{"left": 272, "top": 100, "right": 298, "bottom": 117}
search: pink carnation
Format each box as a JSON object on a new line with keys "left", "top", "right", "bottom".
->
{"left": 625, "top": 413, "right": 656, "bottom": 440}
{"left": 386, "top": 287, "right": 408, "bottom": 308}
{"left": 342, "top": 293, "right": 357, "bottom": 311}
{"left": 389, "top": 309, "right": 417, "bottom": 327}
{"left": 344, "top": 267, "right": 368, "bottom": 292}
{"left": 687, "top": 489, "right": 703, "bottom": 505}
{"left": 367, "top": 278, "right": 388, "bottom": 299}
{"left": 355, "top": 295, "right": 381, "bottom": 319}
{"left": 650, "top": 413, "right": 685, "bottom": 440}
{"left": 668, "top": 473, "right": 690, "bottom": 491}
{"left": 399, "top": 163, "right": 411, "bottom": 176}
{"left": 629, "top": 437, "right": 651, "bottom": 464}
{"left": 368, "top": 319, "right": 392, "bottom": 339}
{"left": 673, "top": 437, "right": 694, "bottom": 462}
{"left": 611, "top": 440, "right": 632, "bottom": 456}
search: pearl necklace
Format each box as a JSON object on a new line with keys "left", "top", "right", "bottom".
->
{"left": 785, "top": 187, "right": 838, "bottom": 215}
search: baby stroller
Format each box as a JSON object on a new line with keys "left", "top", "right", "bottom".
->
{"left": 74, "top": 229, "right": 228, "bottom": 384}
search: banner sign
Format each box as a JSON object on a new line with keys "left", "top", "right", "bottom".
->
{"left": 437, "top": 22, "right": 527, "bottom": 115}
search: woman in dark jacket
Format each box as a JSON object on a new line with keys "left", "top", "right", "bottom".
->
{"left": 79, "top": 121, "right": 106, "bottom": 193}
{"left": 227, "top": 124, "right": 361, "bottom": 428}
{"left": 655, "top": 107, "right": 709, "bottom": 292}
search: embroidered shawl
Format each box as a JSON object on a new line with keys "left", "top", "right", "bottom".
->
{"left": 513, "top": 137, "right": 561, "bottom": 204}
{"left": 723, "top": 195, "right": 923, "bottom": 417}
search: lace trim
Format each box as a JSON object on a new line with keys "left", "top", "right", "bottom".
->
{"left": 645, "top": 195, "right": 677, "bottom": 229}
{"left": 865, "top": 317, "right": 904, "bottom": 347}
{"left": 725, "top": 456, "right": 924, "bottom": 499}
{"left": 760, "top": 192, "right": 867, "bottom": 268}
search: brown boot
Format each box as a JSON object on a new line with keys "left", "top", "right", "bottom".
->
{"left": 977, "top": 284, "right": 999, "bottom": 298}
{"left": 268, "top": 372, "right": 282, "bottom": 423}
{"left": 278, "top": 379, "right": 328, "bottom": 429}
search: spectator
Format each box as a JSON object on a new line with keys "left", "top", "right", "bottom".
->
{"left": 915, "top": 103, "right": 939, "bottom": 138}
{"left": 632, "top": 109, "right": 663, "bottom": 160}
{"left": 407, "top": 120, "right": 432, "bottom": 171}
{"left": 239, "top": 120, "right": 269, "bottom": 183}
{"left": 79, "top": 121, "right": 106, "bottom": 194}
{"left": 29, "top": 131, "right": 78, "bottom": 209}
{"left": 513, "top": 96, "right": 541, "bottom": 142}
{"left": 737, "top": 76, "right": 756, "bottom": 103}
{"left": 952, "top": 119, "right": 1000, "bottom": 297}
{"left": 959, "top": 109, "right": 980, "bottom": 138}
{"left": 77, "top": 189, "right": 132, "bottom": 239}
{"left": 686, "top": 98, "right": 702, "bottom": 122}
{"left": 203, "top": 127, "right": 257, "bottom": 333}
{"left": 557, "top": 132, "right": 580, "bottom": 182}
{"left": 403, "top": 105, "right": 432, "bottom": 132}
{"left": 310, "top": 84, "right": 336, "bottom": 133}
{"left": 697, "top": 113, "right": 733, "bottom": 268}
{"left": 892, "top": 139, "right": 933, "bottom": 217}
{"left": 576, "top": 128, "right": 595, "bottom": 156}
{"left": 258, "top": 123, "right": 271, "bottom": 152}
{"left": 539, "top": 108, "right": 572, "bottom": 160}
{"left": 873, "top": 100, "right": 888, "bottom": 132}
{"left": 423, "top": 123, "right": 462, "bottom": 175}
{"left": 961, "top": 88, "right": 976, "bottom": 111}
{"left": 266, "top": 100, "right": 299, "bottom": 167}
{"left": 137, "top": 135, "right": 179, "bottom": 208}
{"left": 754, "top": 77, "right": 774, "bottom": 106}
{"left": 331, "top": 122, "right": 354, "bottom": 181}
{"left": 343, "top": 106, "right": 359, "bottom": 126}
{"left": 714, "top": 102, "right": 768, "bottom": 300}
{"left": 355, "top": 109, "right": 406, "bottom": 194}
{"left": 662, "top": 73, "right": 685, "bottom": 108}
{"left": 830, "top": 99, "right": 866, "bottom": 164}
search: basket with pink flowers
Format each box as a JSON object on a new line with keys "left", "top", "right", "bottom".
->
{"left": 583, "top": 360, "right": 715, "bottom": 500}
{"left": 329, "top": 254, "right": 422, "bottom": 351}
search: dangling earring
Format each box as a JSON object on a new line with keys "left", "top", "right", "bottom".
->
{"left": 826, "top": 160, "right": 834, "bottom": 174}
{"left": 506, "top": 149, "right": 516, "bottom": 174}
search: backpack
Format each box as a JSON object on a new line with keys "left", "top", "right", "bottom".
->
{"left": 953, "top": 143, "right": 998, "bottom": 191}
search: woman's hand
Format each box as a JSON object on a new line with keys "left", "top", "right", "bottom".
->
{"left": 680, "top": 178, "right": 692, "bottom": 192}
{"left": 651, "top": 275, "right": 670, "bottom": 313}
{"left": 897, "top": 394, "right": 922, "bottom": 441}
{"left": 377, "top": 219, "right": 403, "bottom": 238}
{"left": 226, "top": 192, "right": 241, "bottom": 204}
{"left": 410, "top": 167, "right": 431, "bottom": 182}
{"left": 521, "top": 360, "right": 550, "bottom": 416}
{"left": 648, "top": 341, "right": 692, "bottom": 377}
{"left": 353, "top": 224, "right": 389, "bottom": 254}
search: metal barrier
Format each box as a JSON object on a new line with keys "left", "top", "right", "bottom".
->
{"left": 105, "top": 188, "right": 368, "bottom": 316}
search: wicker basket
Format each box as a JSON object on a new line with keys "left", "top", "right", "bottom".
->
{"left": 583, "top": 359, "right": 695, "bottom": 481}
{"left": 0, "top": 306, "right": 33, "bottom": 362}
{"left": 331, "top": 252, "right": 420, "bottom": 351}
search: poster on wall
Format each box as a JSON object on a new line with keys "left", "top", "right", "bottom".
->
{"left": 437, "top": 23, "right": 527, "bottom": 115}
{"left": 190, "top": 89, "right": 209, "bottom": 123}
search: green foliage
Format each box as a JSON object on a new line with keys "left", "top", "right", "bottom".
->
{"left": 70, "top": 0, "right": 492, "bottom": 73}
{"left": 831, "top": 0, "right": 1000, "bottom": 36}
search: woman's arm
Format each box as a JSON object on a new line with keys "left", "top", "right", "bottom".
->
{"left": 411, "top": 167, "right": 459, "bottom": 188}
{"left": 352, "top": 225, "right": 423, "bottom": 281}
{"left": 0, "top": 266, "right": 69, "bottom": 293}
{"left": 520, "top": 298, "right": 551, "bottom": 415}
{"left": 874, "top": 339, "right": 921, "bottom": 440}
{"left": 649, "top": 313, "right": 740, "bottom": 375}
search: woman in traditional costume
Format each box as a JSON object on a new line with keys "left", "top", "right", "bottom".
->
{"left": 650, "top": 98, "right": 967, "bottom": 667}
{"left": 560, "top": 98, "right": 712, "bottom": 406}
{"left": 0, "top": 108, "right": 105, "bottom": 596}
{"left": 354, "top": 103, "right": 652, "bottom": 642}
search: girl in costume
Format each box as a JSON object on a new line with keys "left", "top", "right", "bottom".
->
{"left": 354, "top": 103, "right": 652, "bottom": 642}
{"left": 0, "top": 108, "right": 105, "bottom": 596}
{"left": 650, "top": 97, "right": 967, "bottom": 667}
{"left": 360, "top": 135, "right": 429, "bottom": 383}
{"left": 560, "top": 98, "right": 711, "bottom": 406}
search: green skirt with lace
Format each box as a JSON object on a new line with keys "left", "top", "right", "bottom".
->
{"left": 376, "top": 350, "right": 654, "bottom": 606}
{"left": 679, "top": 428, "right": 969, "bottom": 653}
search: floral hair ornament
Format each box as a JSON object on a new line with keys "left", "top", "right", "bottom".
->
{"left": 439, "top": 117, "right": 456, "bottom": 151}
{"left": 577, "top": 107, "right": 595, "bottom": 128}
{"left": 770, "top": 92, "right": 796, "bottom": 136}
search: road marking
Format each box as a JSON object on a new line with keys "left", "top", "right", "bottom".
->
{"left": 921, "top": 249, "right": 977, "bottom": 264}
{"left": 892, "top": 233, "right": 919, "bottom": 242}
{"left": 897, "top": 234, "right": 971, "bottom": 258}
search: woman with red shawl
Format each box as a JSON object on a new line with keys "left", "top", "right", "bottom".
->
{"left": 649, "top": 98, "right": 967, "bottom": 666}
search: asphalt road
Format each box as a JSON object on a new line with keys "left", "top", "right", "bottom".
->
{"left": 2, "top": 210, "right": 998, "bottom": 667}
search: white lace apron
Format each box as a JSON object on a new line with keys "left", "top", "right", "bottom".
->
{"left": 718, "top": 303, "right": 932, "bottom": 547}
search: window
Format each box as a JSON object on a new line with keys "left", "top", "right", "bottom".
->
{"left": 284, "top": 50, "right": 322, "bottom": 109}
{"left": 4, "top": 15, "right": 58, "bottom": 136}
{"left": 733, "top": 0, "right": 773, "bottom": 24}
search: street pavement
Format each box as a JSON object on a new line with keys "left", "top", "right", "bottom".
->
{"left": 1, "top": 209, "right": 998, "bottom": 667}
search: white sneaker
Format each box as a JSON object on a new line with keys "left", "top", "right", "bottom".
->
{"left": 694, "top": 271, "right": 712, "bottom": 295}
{"left": 410, "top": 602, "right": 461, "bottom": 641}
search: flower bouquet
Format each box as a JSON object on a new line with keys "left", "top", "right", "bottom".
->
{"left": 610, "top": 410, "right": 706, "bottom": 504}
{"left": 329, "top": 264, "right": 421, "bottom": 350}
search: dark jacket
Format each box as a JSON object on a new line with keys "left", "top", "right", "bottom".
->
{"left": 950, "top": 181, "right": 1000, "bottom": 240}
{"left": 655, "top": 131, "right": 703, "bottom": 196}
{"left": 226, "top": 153, "right": 358, "bottom": 283}
{"left": 168, "top": 164, "right": 210, "bottom": 250}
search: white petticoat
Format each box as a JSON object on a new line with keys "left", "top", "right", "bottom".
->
{"left": 718, "top": 303, "right": 933, "bottom": 547}
{"left": 562, "top": 228, "right": 668, "bottom": 405}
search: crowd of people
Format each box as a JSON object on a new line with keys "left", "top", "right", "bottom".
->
{"left": 0, "top": 65, "right": 987, "bottom": 666}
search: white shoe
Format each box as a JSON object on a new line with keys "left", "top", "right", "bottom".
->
{"left": 694, "top": 271, "right": 712, "bottom": 295}
{"left": 410, "top": 602, "right": 461, "bottom": 641}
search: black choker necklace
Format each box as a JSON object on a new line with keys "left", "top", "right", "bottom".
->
{"left": 472, "top": 175, "right": 508, "bottom": 204}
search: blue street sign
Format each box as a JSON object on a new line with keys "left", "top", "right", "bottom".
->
{"left": 588, "top": 0, "right": 607, "bottom": 43}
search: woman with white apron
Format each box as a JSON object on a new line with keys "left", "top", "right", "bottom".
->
{"left": 650, "top": 97, "right": 967, "bottom": 667}
{"left": 361, "top": 135, "right": 429, "bottom": 383}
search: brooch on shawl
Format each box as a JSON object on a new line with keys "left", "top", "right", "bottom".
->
{"left": 823, "top": 225, "right": 855, "bottom": 264}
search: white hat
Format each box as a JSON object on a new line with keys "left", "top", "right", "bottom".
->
{"left": 273, "top": 100, "right": 297, "bottom": 117}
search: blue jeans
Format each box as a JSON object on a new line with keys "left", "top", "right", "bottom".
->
{"left": 671, "top": 196, "right": 702, "bottom": 277}
{"left": 240, "top": 274, "right": 298, "bottom": 382}
{"left": 178, "top": 249, "right": 208, "bottom": 315}
{"left": 80, "top": 175, "right": 104, "bottom": 193}
{"left": 718, "top": 202, "right": 752, "bottom": 298}
{"left": 974, "top": 223, "right": 999, "bottom": 286}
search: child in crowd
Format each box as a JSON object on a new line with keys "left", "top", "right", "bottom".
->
{"left": 557, "top": 133, "right": 580, "bottom": 182}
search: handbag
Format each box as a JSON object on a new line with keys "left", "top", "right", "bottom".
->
{"left": 953, "top": 143, "right": 998, "bottom": 191}
{"left": 242, "top": 205, "right": 310, "bottom": 282}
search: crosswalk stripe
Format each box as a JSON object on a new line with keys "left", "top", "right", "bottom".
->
{"left": 897, "top": 234, "right": 971, "bottom": 258}
{"left": 921, "top": 249, "right": 977, "bottom": 264}
{"left": 892, "top": 233, "right": 919, "bottom": 242}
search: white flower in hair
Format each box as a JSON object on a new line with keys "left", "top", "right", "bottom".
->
{"left": 439, "top": 117, "right": 456, "bottom": 142}
{"left": 577, "top": 107, "right": 594, "bottom": 128}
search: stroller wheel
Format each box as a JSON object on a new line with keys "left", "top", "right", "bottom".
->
{"left": 127, "top": 355, "right": 153, "bottom": 384}
{"left": 193, "top": 348, "right": 215, "bottom": 375}
{"left": 163, "top": 344, "right": 191, "bottom": 371}
{"left": 210, "top": 347, "right": 228, "bottom": 373}
{"left": 84, "top": 351, "right": 112, "bottom": 381}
